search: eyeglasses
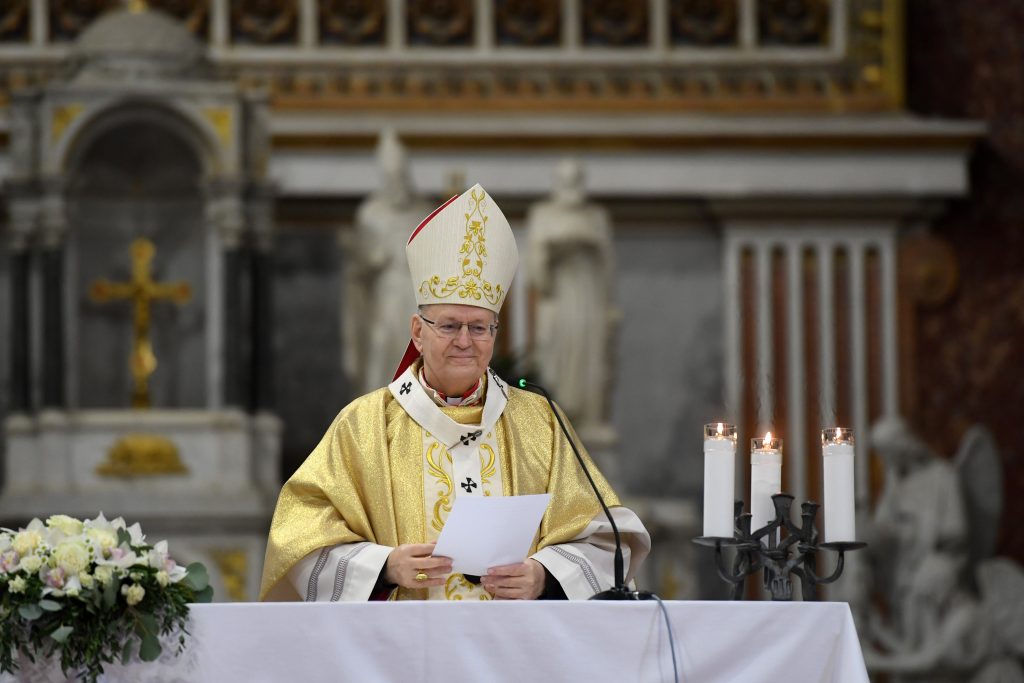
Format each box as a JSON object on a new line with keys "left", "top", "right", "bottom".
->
{"left": 419, "top": 314, "right": 498, "bottom": 340}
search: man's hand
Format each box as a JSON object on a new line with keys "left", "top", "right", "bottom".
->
{"left": 481, "top": 559, "right": 546, "bottom": 600}
{"left": 385, "top": 543, "right": 452, "bottom": 589}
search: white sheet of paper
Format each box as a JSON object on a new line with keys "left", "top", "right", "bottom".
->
{"left": 433, "top": 494, "right": 552, "bottom": 575}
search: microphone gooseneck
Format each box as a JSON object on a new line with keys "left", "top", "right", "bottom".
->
{"left": 518, "top": 378, "right": 652, "bottom": 601}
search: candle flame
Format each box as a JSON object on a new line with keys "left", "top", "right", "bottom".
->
{"left": 835, "top": 427, "right": 842, "bottom": 441}
{"left": 717, "top": 422, "right": 724, "bottom": 436}
{"left": 764, "top": 431, "right": 772, "bottom": 443}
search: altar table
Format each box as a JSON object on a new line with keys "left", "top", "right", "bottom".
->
{"left": 8, "top": 601, "right": 870, "bottom": 682}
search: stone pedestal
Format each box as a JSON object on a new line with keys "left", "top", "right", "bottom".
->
{"left": 1, "top": 409, "right": 279, "bottom": 601}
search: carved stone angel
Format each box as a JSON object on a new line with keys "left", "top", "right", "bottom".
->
{"left": 526, "top": 158, "right": 618, "bottom": 445}
{"left": 341, "top": 130, "right": 433, "bottom": 393}
{"left": 862, "top": 418, "right": 1024, "bottom": 683}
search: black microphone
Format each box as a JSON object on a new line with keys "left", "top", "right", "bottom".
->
{"left": 518, "top": 378, "right": 653, "bottom": 601}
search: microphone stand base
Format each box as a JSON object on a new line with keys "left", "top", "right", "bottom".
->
{"left": 590, "top": 588, "right": 657, "bottom": 601}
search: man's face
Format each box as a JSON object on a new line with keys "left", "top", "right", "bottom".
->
{"left": 411, "top": 304, "right": 496, "bottom": 396}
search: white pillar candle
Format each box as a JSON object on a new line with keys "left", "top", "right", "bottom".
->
{"left": 822, "top": 427, "right": 856, "bottom": 543}
{"left": 702, "top": 422, "right": 737, "bottom": 537}
{"left": 750, "top": 432, "right": 783, "bottom": 543}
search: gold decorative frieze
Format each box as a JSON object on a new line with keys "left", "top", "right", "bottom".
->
{"left": 231, "top": 0, "right": 298, "bottom": 45}
{"left": 583, "top": 0, "right": 649, "bottom": 47}
{"left": 758, "top": 0, "right": 830, "bottom": 46}
{"left": 96, "top": 433, "right": 189, "bottom": 477}
{"left": 320, "top": 0, "right": 385, "bottom": 46}
{"left": 407, "top": 0, "right": 473, "bottom": 46}
{"left": 496, "top": 0, "right": 560, "bottom": 47}
{"left": 148, "top": 0, "right": 209, "bottom": 35}
{"left": 670, "top": 0, "right": 737, "bottom": 46}
{"left": 1, "top": 0, "right": 905, "bottom": 113}
{"left": 48, "top": 0, "right": 119, "bottom": 41}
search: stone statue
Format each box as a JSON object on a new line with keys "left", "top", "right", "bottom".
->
{"left": 861, "top": 417, "right": 1024, "bottom": 683}
{"left": 526, "top": 158, "right": 617, "bottom": 445}
{"left": 341, "top": 130, "right": 432, "bottom": 393}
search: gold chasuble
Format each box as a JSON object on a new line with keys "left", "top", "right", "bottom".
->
{"left": 260, "top": 360, "right": 620, "bottom": 601}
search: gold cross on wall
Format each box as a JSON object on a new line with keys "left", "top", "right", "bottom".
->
{"left": 90, "top": 238, "right": 192, "bottom": 408}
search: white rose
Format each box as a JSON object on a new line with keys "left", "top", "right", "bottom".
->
{"left": 94, "top": 565, "right": 114, "bottom": 587}
{"left": 47, "top": 515, "right": 84, "bottom": 537}
{"left": 155, "top": 570, "right": 170, "bottom": 587}
{"left": 12, "top": 530, "right": 41, "bottom": 556}
{"left": 53, "top": 540, "right": 91, "bottom": 575}
{"left": 86, "top": 528, "right": 118, "bottom": 553}
{"left": 122, "top": 583, "right": 145, "bottom": 606}
{"left": 19, "top": 555, "right": 42, "bottom": 573}
{"left": 8, "top": 576, "right": 26, "bottom": 593}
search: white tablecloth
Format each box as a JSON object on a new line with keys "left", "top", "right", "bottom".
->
{"left": 6, "top": 601, "right": 870, "bottom": 683}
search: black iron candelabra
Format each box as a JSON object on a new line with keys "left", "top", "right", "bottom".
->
{"left": 693, "top": 493, "right": 866, "bottom": 601}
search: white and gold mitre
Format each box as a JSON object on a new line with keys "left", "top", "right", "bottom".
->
{"left": 406, "top": 183, "right": 518, "bottom": 315}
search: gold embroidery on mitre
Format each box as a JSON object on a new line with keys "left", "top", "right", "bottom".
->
{"left": 419, "top": 188, "right": 505, "bottom": 307}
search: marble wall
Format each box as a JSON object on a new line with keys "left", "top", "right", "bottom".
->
{"left": 906, "top": 0, "right": 1024, "bottom": 566}
{"left": 612, "top": 223, "right": 725, "bottom": 499}
{"left": 271, "top": 221, "right": 349, "bottom": 478}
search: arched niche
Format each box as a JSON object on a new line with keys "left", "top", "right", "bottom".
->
{"left": 65, "top": 106, "right": 209, "bottom": 408}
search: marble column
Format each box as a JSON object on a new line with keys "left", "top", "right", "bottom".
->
{"left": 6, "top": 197, "right": 35, "bottom": 413}
{"left": 207, "top": 186, "right": 246, "bottom": 408}
{"left": 248, "top": 185, "right": 275, "bottom": 412}
{"left": 39, "top": 189, "right": 67, "bottom": 409}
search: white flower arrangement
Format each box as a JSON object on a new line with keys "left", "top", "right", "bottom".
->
{"left": 0, "top": 513, "right": 212, "bottom": 682}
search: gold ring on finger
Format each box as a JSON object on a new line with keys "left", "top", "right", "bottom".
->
{"left": 415, "top": 572, "right": 428, "bottom": 582}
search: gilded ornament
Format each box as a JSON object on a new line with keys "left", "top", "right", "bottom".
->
{"left": 49, "top": 0, "right": 119, "bottom": 40}
{"left": 96, "top": 434, "right": 189, "bottom": 477}
{"left": 231, "top": 0, "right": 298, "bottom": 44}
{"left": 582, "top": 0, "right": 649, "bottom": 46}
{"left": 148, "top": 0, "right": 209, "bottom": 34}
{"left": 319, "top": 0, "right": 385, "bottom": 45}
{"left": 495, "top": 0, "right": 560, "bottom": 46}
{"left": 51, "top": 103, "right": 84, "bottom": 144}
{"left": 89, "top": 238, "right": 192, "bottom": 408}
{"left": 202, "top": 107, "right": 234, "bottom": 146}
{"left": 407, "top": 0, "right": 473, "bottom": 46}
{"left": 758, "top": 0, "right": 829, "bottom": 46}
{"left": 211, "top": 549, "right": 249, "bottom": 602}
{"left": 0, "top": 0, "right": 30, "bottom": 41}
{"left": 670, "top": 0, "right": 737, "bottom": 46}
{"left": 419, "top": 189, "right": 504, "bottom": 307}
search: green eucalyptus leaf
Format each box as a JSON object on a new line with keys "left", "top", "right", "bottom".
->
{"left": 18, "top": 604, "right": 42, "bottom": 621}
{"left": 192, "top": 585, "right": 214, "bottom": 603}
{"left": 134, "top": 611, "right": 159, "bottom": 639}
{"left": 103, "top": 577, "right": 118, "bottom": 609}
{"left": 121, "top": 639, "right": 133, "bottom": 665}
{"left": 138, "top": 633, "right": 162, "bottom": 662}
{"left": 183, "top": 563, "right": 209, "bottom": 592}
{"left": 50, "top": 625, "right": 73, "bottom": 643}
{"left": 38, "top": 599, "right": 62, "bottom": 612}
